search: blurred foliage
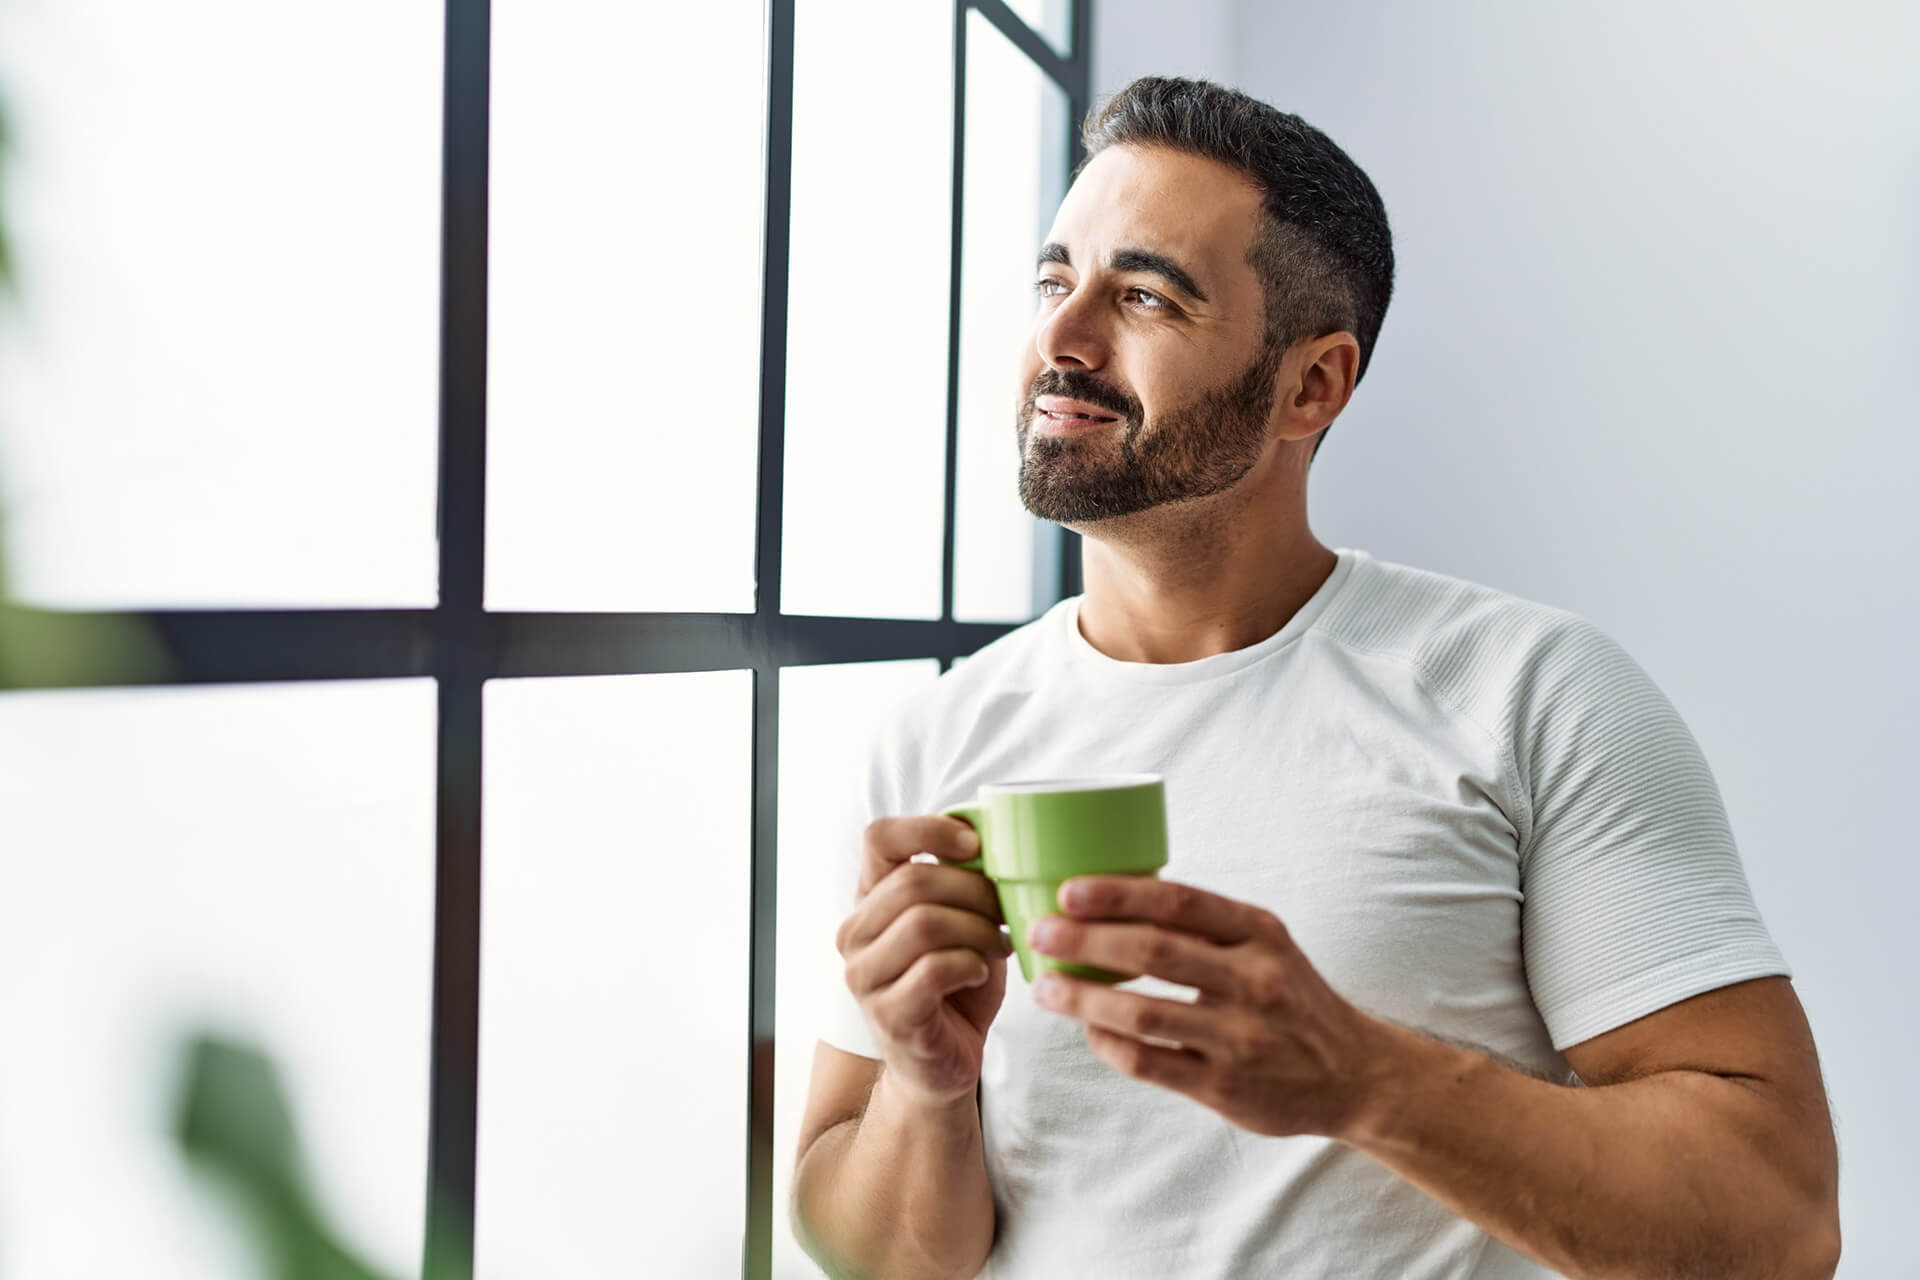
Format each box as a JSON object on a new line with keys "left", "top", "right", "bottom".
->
{"left": 172, "top": 1034, "right": 394, "bottom": 1280}
{"left": 0, "top": 79, "right": 174, "bottom": 689}
{"left": 172, "top": 1031, "right": 470, "bottom": 1280}
{"left": 0, "top": 85, "right": 13, "bottom": 291}
{"left": 0, "top": 590, "right": 176, "bottom": 687}
{"left": 0, "top": 83, "right": 431, "bottom": 1280}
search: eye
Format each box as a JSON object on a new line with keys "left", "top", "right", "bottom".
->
{"left": 1031, "top": 278, "right": 1168, "bottom": 310}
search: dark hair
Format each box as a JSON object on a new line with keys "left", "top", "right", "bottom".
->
{"left": 1078, "top": 77, "right": 1395, "bottom": 461}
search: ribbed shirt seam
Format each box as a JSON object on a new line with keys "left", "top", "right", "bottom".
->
{"left": 1307, "top": 632, "right": 1535, "bottom": 855}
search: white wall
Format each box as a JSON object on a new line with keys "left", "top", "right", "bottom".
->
{"left": 1090, "top": 0, "right": 1235, "bottom": 92}
{"left": 1098, "top": 2, "right": 1919, "bottom": 1273}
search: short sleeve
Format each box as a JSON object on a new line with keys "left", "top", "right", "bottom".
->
{"left": 810, "top": 724, "right": 902, "bottom": 1061}
{"left": 1515, "top": 619, "right": 1788, "bottom": 1050}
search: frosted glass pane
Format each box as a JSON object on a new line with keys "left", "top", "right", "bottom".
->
{"left": 1002, "top": 0, "right": 1074, "bottom": 55}
{"left": 774, "top": 659, "right": 941, "bottom": 1280}
{"left": 780, "top": 0, "right": 951, "bottom": 620}
{"left": 0, "top": 2, "right": 441, "bottom": 608}
{"left": 478, "top": 670, "right": 753, "bottom": 1278}
{"left": 0, "top": 681, "right": 436, "bottom": 1280}
{"left": 954, "top": 17, "right": 1071, "bottom": 622}
{"left": 487, "top": 3, "right": 765, "bottom": 612}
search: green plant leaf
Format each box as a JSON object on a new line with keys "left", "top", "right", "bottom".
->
{"left": 172, "top": 1031, "right": 398, "bottom": 1280}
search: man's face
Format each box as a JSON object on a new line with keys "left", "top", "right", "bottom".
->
{"left": 1016, "top": 144, "right": 1284, "bottom": 525}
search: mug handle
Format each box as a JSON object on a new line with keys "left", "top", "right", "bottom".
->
{"left": 939, "top": 802, "right": 988, "bottom": 873}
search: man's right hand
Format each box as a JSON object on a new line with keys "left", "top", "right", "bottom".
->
{"left": 835, "top": 815, "right": 1011, "bottom": 1107}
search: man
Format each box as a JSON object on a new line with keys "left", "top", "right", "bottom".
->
{"left": 790, "top": 76, "right": 1840, "bottom": 1279}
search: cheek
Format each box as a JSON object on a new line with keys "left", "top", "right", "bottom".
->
{"left": 1134, "top": 359, "right": 1215, "bottom": 419}
{"left": 1014, "top": 347, "right": 1043, "bottom": 399}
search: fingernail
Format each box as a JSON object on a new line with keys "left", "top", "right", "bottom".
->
{"left": 1032, "top": 975, "right": 1061, "bottom": 1007}
{"left": 1061, "top": 880, "right": 1088, "bottom": 910}
{"left": 958, "top": 825, "right": 981, "bottom": 853}
{"left": 1029, "top": 918, "right": 1061, "bottom": 951}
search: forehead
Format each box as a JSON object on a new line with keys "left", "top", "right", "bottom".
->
{"left": 1045, "top": 144, "right": 1264, "bottom": 297}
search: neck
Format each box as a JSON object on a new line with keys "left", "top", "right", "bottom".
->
{"left": 1072, "top": 487, "right": 1335, "bottom": 665}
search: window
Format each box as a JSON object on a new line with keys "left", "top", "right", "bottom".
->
{"left": 0, "top": 2, "right": 1091, "bottom": 1276}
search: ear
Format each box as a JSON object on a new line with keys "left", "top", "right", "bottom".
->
{"left": 1276, "top": 332, "right": 1359, "bottom": 442}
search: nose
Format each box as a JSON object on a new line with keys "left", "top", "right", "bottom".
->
{"left": 1033, "top": 281, "right": 1111, "bottom": 373}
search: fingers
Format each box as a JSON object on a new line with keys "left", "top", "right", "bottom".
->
{"left": 869, "top": 949, "right": 995, "bottom": 1044}
{"left": 1030, "top": 918, "right": 1245, "bottom": 996}
{"left": 846, "top": 902, "right": 1012, "bottom": 997}
{"left": 838, "top": 859, "right": 1002, "bottom": 955}
{"left": 1059, "top": 876, "right": 1277, "bottom": 946}
{"left": 1035, "top": 976, "right": 1226, "bottom": 1061}
{"left": 858, "top": 815, "right": 981, "bottom": 895}
{"left": 1083, "top": 1025, "right": 1212, "bottom": 1093}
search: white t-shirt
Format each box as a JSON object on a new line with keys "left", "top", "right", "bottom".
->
{"left": 815, "top": 547, "right": 1787, "bottom": 1279}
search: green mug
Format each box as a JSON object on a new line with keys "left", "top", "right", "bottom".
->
{"left": 941, "top": 774, "right": 1168, "bottom": 984}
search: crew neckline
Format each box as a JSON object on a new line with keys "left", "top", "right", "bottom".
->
{"left": 1060, "top": 547, "right": 1367, "bottom": 685}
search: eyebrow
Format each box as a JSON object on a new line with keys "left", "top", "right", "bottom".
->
{"left": 1036, "top": 242, "right": 1211, "bottom": 305}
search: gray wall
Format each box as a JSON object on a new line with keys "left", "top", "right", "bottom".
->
{"left": 1094, "top": 2, "right": 1919, "bottom": 1273}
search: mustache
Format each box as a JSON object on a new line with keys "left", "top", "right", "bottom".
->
{"left": 1026, "top": 372, "right": 1137, "bottom": 420}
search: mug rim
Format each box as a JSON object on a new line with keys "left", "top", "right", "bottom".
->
{"left": 980, "top": 772, "right": 1162, "bottom": 796}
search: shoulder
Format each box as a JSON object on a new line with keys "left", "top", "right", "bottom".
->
{"left": 1315, "top": 552, "right": 1630, "bottom": 716}
{"left": 1317, "top": 555, "right": 1675, "bottom": 842}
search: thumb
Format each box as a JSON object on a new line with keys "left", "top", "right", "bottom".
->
{"left": 951, "top": 948, "right": 1008, "bottom": 1033}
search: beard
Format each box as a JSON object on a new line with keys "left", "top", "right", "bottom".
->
{"left": 1015, "top": 339, "right": 1285, "bottom": 524}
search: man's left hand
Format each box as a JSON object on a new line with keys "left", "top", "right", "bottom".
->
{"left": 1026, "top": 875, "right": 1397, "bottom": 1140}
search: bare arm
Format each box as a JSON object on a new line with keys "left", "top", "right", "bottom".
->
{"left": 790, "top": 815, "right": 1011, "bottom": 1279}
{"left": 792, "top": 1047, "right": 994, "bottom": 1280}
{"left": 1024, "top": 876, "right": 1842, "bottom": 1280}
{"left": 1348, "top": 977, "right": 1841, "bottom": 1280}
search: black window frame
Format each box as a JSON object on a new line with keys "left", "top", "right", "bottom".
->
{"left": 0, "top": 1, "right": 1092, "bottom": 1276}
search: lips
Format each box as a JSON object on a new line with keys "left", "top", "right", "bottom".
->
{"left": 1035, "top": 395, "right": 1120, "bottom": 422}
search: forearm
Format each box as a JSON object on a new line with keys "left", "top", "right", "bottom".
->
{"left": 1345, "top": 1023, "right": 1839, "bottom": 1280}
{"left": 791, "top": 1068, "right": 996, "bottom": 1280}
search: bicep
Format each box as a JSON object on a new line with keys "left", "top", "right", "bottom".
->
{"left": 795, "top": 1039, "right": 882, "bottom": 1170}
{"left": 1560, "top": 975, "right": 1820, "bottom": 1088}
{"left": 1561, "top": 976, "right": 1838, "bottom": 1198}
